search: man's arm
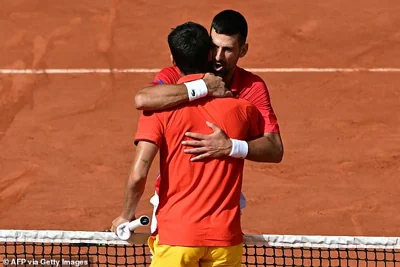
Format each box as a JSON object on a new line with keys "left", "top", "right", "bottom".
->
{"left": 112, "top": 141, "right": 159, "bottom": 231}
{"left": 182, "top": 123, "right": 283, "bottom": 163}
{"left": 134, "top": 73, "right": 230, "bottom": 111}
{"left": 246, "top": 132, "right": 283, "bottom": 163}
{"left": 181, "top": 76, "right": 283, "bottom": 163}
{"left": 135, "top": 83, "right": 189, "bottom": 111}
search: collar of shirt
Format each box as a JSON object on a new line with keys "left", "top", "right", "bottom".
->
{"left": 229, "top": 67, "right": 241, "bottom": 97}
{"left": 177, "top": 73, "right": 206, "bottom": 84}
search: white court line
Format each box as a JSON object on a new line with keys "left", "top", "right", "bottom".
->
{"left": 1, "top": 68, "right": 400, "bottom": 74}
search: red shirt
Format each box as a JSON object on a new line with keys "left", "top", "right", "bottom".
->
{"left": 154, "top": 66, "right": 280, "bottom": 133}
{"left": 153, "top": 66, "right": 181, "bottom": 84}
{"left": 135, "top": 74, "right": 264, "bottom": 246}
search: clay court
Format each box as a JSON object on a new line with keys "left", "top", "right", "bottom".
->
{"left": 1, "top": 0, "right": 400, "bottom": 240}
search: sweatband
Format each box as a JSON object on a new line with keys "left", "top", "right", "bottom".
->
{"left": 229, "top": 139, "right": 248, "bottom": 159}
{"left": 184, "top": 79, "right": 208, "bottom": 101}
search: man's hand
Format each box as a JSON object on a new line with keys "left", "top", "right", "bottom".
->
{"left": 203, "top": 73, "right": 233, "bottom": 98}
{"left": 111, "top": 215, "right": 130, "bottom": 234}
{"left": 182, "top": 121, "right": 232, "bottom": 161}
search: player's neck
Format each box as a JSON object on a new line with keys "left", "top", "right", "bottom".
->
{"left": 223, "top": 69, "right": 235, "bottom": 89}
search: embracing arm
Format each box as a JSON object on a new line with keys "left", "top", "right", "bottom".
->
{"left": 181, "top": 79, "right": 283, "bottom": 163}
{"left": 246, "top": 132, "right": 283, "bottom": 163}
{"left": 182, "top": 122, "right": 283, "bottom": 163}
{"left": 135, "top": 83, "right": 189, "bottom": 111}
{"left": 134, "top": 73, "right": 230, "bottom": 111}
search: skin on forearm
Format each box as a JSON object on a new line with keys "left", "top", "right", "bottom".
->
{"left": 121, "top": 175, "right": 147, "bottom": 220}
{"left": 134, "top": 84, "right": 189, "bottom": 111}
{"left": 121, "top": 142, "right": 159, "bottom": 220}
{"left": 246, "top": 133, "right": 284, "bottom": 163}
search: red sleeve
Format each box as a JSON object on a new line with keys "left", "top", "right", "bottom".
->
{"left": 153, "top": 66, "right": 181, "bottom": 84}
{"left": 134, "top": 111, "right": 165, "bottom": 147}
{"left": 245, "top": 81, "right": 280, "bottom": 133}
{"left": 246, "top": 104, "right": 265, "bottom": 141}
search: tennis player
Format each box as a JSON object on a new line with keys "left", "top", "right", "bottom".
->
{"left": 149, "top": 174, "right": 247, "bottom": 234}
{"left": 112, "top": 21, "right": 264, "bottom": 267}
{"left": 137, "top": 9, "right": 283, "bottom": 236}
{"left": 135, "top": 10, "right": 283, "bottom": 164}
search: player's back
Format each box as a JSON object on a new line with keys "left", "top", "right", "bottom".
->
{"left": 155, "top": 74, "right": 263, "bottom": 247}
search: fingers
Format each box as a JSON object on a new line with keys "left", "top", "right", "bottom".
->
{"left": 184, "top": 132, "right": 208, "bottom": 140}
{"left": 184, "top": 147, "right": 209, "bottom": 154}
{"left": 203, "top": 72, "right": 216, "bottom": 78}
{"left": 111, "top": 216, "right": 129, "bottom": 235}
{"left": 206, "top": 121, "right": 221, "bottom": 132}
{"left": 225, "top": 91, "right": 234, "bottom": 97}
{"left": 203, "top": 73, "right": 225, "bottom": 96}
{"left": 182, "top": 140, "right": 203, "bottom": 147}
{"left": 184, "top": 122, "right": 220, "bottom": 142}
{"left": 190, "top": 152, "right": 213, "bottom": 162}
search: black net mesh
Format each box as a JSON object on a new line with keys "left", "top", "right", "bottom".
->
{"left": 1, "top": 232, "right": 399, "bottom": 267}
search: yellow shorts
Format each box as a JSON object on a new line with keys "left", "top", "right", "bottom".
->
{"left": 148, "top": 235, "right": 242, "bottom": 267}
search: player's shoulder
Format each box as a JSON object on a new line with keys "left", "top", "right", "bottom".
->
{"left": 154, "top": 66, "right": 181, "bottom": 84}
{"left": 212, "top": 97, "right": 253, "bottom": 113}
{"left": 142, "top": 107, "right": 175, "bottom": 118}
{"left": 235, "top": 98, "right": 258, "bottom": 113}
{"left": 159, "top": 66, "right": 179, "bottom": 74}
{"left": 236, "top": 67, "right": 265, "bottom": 83}
{"left": 236, "top": 67, "right": 267, "bottom": 89}
{"left": 221, "top": 98, "right": 259, "bottom": 125}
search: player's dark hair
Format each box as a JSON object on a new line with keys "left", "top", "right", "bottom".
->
{"left": 211, "top": 10, "right": 248, "bottom": 45}
{"left": 168, "top": 22, "right": 211, "bottom": 75}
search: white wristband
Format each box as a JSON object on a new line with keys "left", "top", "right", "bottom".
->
{"left": 184, "top": 79, "right": 208, "bottom": 102}
{"left": 229, "top": 139, "right": 248, "bottom": 159}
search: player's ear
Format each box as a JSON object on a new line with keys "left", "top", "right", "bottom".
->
{"left": 239, "top": 43, "right": 248, "bottom": 58}
{"left": 170, "top": 54, "right": 176, "bottom": 66}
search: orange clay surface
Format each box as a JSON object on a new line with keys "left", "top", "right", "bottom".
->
{"left": 1, "top": 0, "right": 400, "bottom": 237}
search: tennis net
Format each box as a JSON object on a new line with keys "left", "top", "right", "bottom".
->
{"left": 1, "top": 230, "right": 400, "bottom": 266}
